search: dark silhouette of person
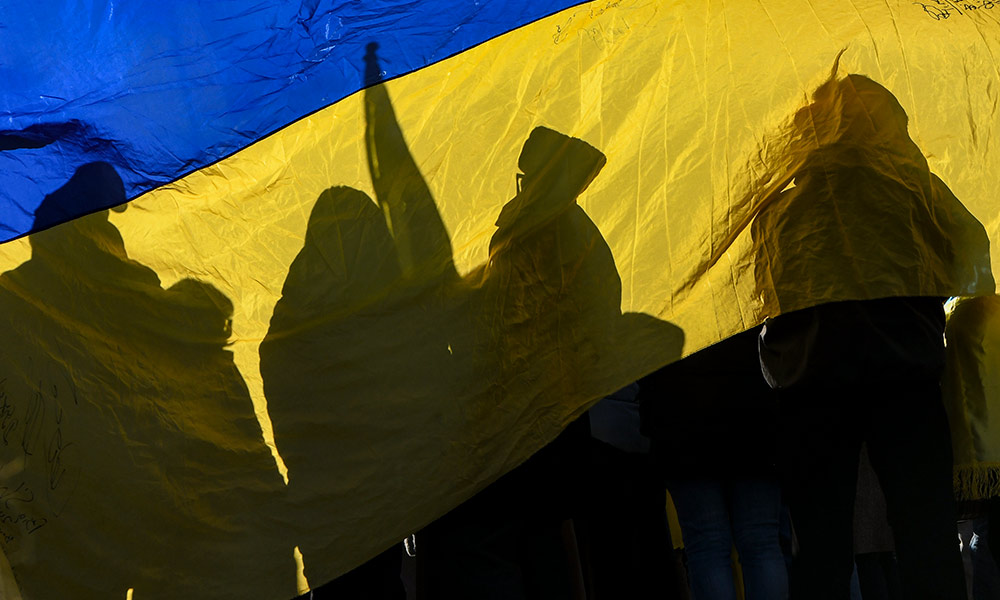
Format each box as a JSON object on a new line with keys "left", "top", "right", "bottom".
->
{"left": 415, "top": 126, "right": 615, "bottom": 600}
{"left": 480, "top": 126, "right": 613, "bottom": 402}
{"left": 262, "top": 43, "right": 483, "bottom": 598}
{"left": 469, "top": 128, "right": 687, "bottom": 600}
{"left": 260, "top": 185, "right": 409, "bottom": 599}
{"left": 751, "top": 74, "right": 993, "bottom": 316}
{"left": 420, "top": 114, "right": 683, "bottom": 600}
{"left": 942, "top": 295, "right": 1000, "bottom": 593}
{"left": 639, "top": 325, "right": 788, "bottom": 600}
{"left": 0, "top": 162, "right": 290, "bottom": 600}
{"left": 749, "top": 72, "right": 994, "bottom": 600}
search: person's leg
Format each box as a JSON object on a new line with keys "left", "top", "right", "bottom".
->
{"left": 417, "top": 465, "right": 528, "bottom": 600}
{"left": 960, "top": 520, "right": 976, "bottom": 598}
{"left": 988, "top": 498, "right": 1000, "bottom": 581}
{"left": 729, "top": 478, "right": 788, "bottom": 600}
{"left": 518, "top": 416, "right": 589, "bottom": 600}
{"left": 972, "top": 512, "right": 1000, "bottom": 600}
{"left": 854, "top": 552, "right": 898, "bottom": 600}
{"left": 418, "top": 506, "right": 526, "bottom": 600}
{"left": 865, "top": 379, "right": 966, "bottom": 600}
{"left": 778, "top": 386, "right": 861, "bottom": 600}
{"left": 581, "top": 440, "right": 676, "bottom": 599}
{"left": 668, "top": 479, "right": 738, "bottom": 600}
{"left": 517, "top": 518, "right": 573, "bottom": 600}
{"left": 849, "top": 562, "right": 863, "bottom": 600}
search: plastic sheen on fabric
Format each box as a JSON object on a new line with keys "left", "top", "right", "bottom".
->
{"left": 1, "top": 0, "right": 999, "bottom": 598}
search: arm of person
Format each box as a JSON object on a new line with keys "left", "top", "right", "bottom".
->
{"left": 363, "top": 42, "right": 457, "bottom": 283}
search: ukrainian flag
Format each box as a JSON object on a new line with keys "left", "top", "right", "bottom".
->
{"left": 1, "top": 1, "right": 998, "bottom": 598}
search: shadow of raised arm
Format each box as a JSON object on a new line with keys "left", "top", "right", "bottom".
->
{"left": 363, "top": 42, "right": 457, "bottom": 284}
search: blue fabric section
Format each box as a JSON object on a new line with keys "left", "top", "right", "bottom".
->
{"left": 0, "top": 0, "right": 582, "bottom": 241}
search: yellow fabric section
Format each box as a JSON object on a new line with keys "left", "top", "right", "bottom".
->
{"left": 1, "top": 0, "right": 999, "bottom": 597}
{"left": 944, "top": 295, "right": 1000, "bottom": 502}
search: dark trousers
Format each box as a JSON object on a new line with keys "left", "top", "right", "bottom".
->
{"left": 854, "top": 552, "right": 903, "bottom": 600}
{"left": 578, "top": 440, "right": 683, "bottom": 599}
{"left": 417, "top": 417, "right": 591, "bottom": 600}
{"left": 779, "top": 377, "right": 966, "bottom": 600}
{"left": 418, "top": 504, "right": 572, "bottom": 600}
{"left": 990, "top": 499, "right": 1000, "bottom": 580}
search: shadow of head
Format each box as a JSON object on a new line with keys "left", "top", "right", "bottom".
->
{"left": 291, "top": 185, "right": 400, "bottom": 298}
{"left": 165, "top": 278, "right": 235, "bottom": 346}
{"left": 491, "top": 127, "right": 606, "bottom": 252}
{"left": 363, "top": 42, "right": 383, "bottom": 86}
{"left": 307, "top": 186, "right": 385, "bottom": 240}
{"left": 794, "top": 73, "right": 912, "bottom": 149}
{"left": 33, "top": 161, "right": 126, "bottom": 234}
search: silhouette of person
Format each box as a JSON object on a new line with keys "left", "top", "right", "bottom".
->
{"left": 750, "top": 73, "right": 994, "bottom": 600}
{"left": 481, "top": 126, "right": 612, "bottom": 401}
{"left": 470, "top": 126, "right": 687, "bottom": 600}
{"left": 262, "top": 44, "right": 474, "bottom": 595}
{"left": 154, "top": 277, "right": 291, "bottom": 600}
{"left": 0, "top": 162, "right": 289, "bottom": 600}
{"left": 421, "top": 126, "right": 683, "bottom": 598}
{"left": 477, "top": 127, "right": 684, "bottom": 408}
{"left": 260, "top": 186, "right": 408, "bottom": 598}
{"left": 265, "top": 43, "right": 479, "bottom": 597}
{"left": 413, "top": 125, "right": 609, "bottom": 600}
{"left": 751, "top": 74, "right": 993, "bottom": 315}
{"left": 942, "top": 295, "right": 1000, "bottom": 595}
{"left": 639, "top": 325, "right": 788, "bottom": 600}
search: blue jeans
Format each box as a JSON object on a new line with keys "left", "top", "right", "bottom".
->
{"left": 669, "top": 478, "right": 788, "bottom": 600}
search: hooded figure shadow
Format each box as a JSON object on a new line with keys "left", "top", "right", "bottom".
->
{"left": 259, "top": 44, "right": 472, "bottom": 593}
{"left": 476, "top": 126, "right": 684, "bottom": 410}
{"left": 750, "top": 73, "right": 994, "bottom": 316}
{"left": 0, "top": 162, "right": 289, "bottom": 600}
{"left": 261, "top": 43, "right": 683, "bottom": 593}
{"left": 259, "top": 185, "right": 413, "bottom": 593}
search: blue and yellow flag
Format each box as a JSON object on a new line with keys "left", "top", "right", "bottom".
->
{"left": 1, "top": 1, "right": 999, "bottom": 598}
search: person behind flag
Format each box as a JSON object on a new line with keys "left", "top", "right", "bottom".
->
{"left": 640, "top": 325, "right": 788, "bottom": 600}
{"left": 750, "top": 72, "right": 994, "bottom": 600}
{"left": 942, "top": 295, "right": 1000, "bottom": 597}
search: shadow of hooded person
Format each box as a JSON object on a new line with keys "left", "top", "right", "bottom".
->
{"left": 151, "top": 278, "right": 290, "bottom": 600}
{"left": 477, "top": 126, "right": 684, "bottom": 426}
{"left": 259, "top": 186, "right": 410, "bottom": 597}
{"left": 419, "top": 127, "right": 684, "bottom": 599}
{"left": 365, "top": 41, "right": 682, "bottom": 489}
{"left": 261, "top": 45, "right": 477, "bottom": 595}
{"left": 751, "top": 73, "right": 993, "bottom": 313}
{"left": 748, "top": 73, "right": 994, "bottom": 600}
{"left": 482, "top": 127, "right": 618, "bottom": 403}
{"left": 0, "top": 162, "right": 289, "bottom": 600}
